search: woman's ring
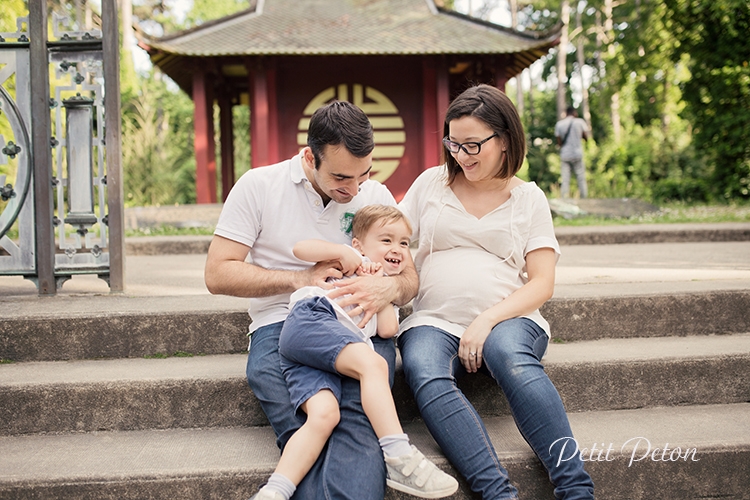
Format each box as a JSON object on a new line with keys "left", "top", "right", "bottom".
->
{"left": 469, "top": 351, "right": 476, "bottom": 357}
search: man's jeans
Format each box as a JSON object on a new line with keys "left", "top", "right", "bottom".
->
{"left": 560, "top": 157, "right": 588, "bottom": 199}
{"left": 246, "top": 321, "right": 396, "bottom": 500}
{"left": 399, "top": 319, "right": 594, "bottom": 500}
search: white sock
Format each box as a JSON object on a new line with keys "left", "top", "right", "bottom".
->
{"left": 264, "top": 472, "right": 296, "bottom": 500}
{"left": 379, "top": 433, "right": 413, "bottom": 458}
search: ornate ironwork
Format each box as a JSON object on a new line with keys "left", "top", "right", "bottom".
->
{"left": 0, "top": 0, "right": 123, "bottom": 293}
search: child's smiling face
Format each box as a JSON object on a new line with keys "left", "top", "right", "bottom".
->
{"left": 352, "top": 218, "right": 412, "bottom": 276}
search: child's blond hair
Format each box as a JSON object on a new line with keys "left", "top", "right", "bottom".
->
{"left": 351, "top": 205, "right": 412, "bottom": 240}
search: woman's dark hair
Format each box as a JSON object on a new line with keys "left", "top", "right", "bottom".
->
{"left": 307, "top": 101, "right": 375, "bottom": 168}
{"left": 442, "top": 84, "right": 526, "bottom": 184}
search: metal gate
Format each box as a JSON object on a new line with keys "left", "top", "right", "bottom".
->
{"left": 0, "top": 0, "right": 124, "bottom": 295}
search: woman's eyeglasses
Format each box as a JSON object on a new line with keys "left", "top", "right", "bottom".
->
{"left": 442, "top": 133, "right": 498, "bottom": 155}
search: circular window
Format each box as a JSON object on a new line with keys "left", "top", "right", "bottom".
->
{"left": 297, "top": 84, "right": 405, "bottom": 184}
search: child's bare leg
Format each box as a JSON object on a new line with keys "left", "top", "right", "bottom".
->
{"left": 334, "top": 343, "right": 402, "bottom": 438}
{"left": 274, "top": 389, "right": 340, "bottom": 484}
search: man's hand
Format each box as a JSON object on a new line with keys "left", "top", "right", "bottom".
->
{"left": 327, "top": 274, "right": 396, "bottom": 328}
{"left": 303, "top": 260, "right": 344, "bottom": 290}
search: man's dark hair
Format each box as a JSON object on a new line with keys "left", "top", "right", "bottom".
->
{"left": 442, "top": 84, "right": 526, "bottom": 184}
{"left": 566, "top": 106, "right": 577, "bottom": 116}
{"left": 307, "top": 101, "right": 374, "bottom": 169}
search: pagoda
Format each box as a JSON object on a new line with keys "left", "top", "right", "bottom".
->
{"left": 139, "top": 0, "right": 560, "bottom": 202}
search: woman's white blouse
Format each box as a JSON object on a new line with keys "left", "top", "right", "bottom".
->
{"left": 398, "top": 166, "right": 560, "bottom": 338}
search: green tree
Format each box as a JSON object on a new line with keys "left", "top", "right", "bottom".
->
{"left": 121, "top": 79, "right": 196, "bottom": 206}
{"left": 184, "top": 0, "right": 251, "bottom": 29}
{"left": 664, "top": 0, "right": 750, "bottom": 200}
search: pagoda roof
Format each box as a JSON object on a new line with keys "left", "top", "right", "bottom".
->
{"left": 139, "top": 0, "right": 560, "bottom": 82}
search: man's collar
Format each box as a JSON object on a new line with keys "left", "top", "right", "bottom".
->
{"left": 290, "top": 152, "right": 307, "bottom": 184}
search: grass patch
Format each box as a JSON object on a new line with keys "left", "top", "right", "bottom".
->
{"left": 143, "top": 351, "right": 200, "bottom": 359}
{"left": 126, "top": 225, "right": 215, "bottom": 238}
{"left": 553, "top": 202, "right": 750, "bottom": 226}
{"left": 0, "top": 358, "right": 15, "bottom": 364}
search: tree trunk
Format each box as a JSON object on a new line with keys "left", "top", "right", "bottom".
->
{"left": 120, "top": 0, "right": 133, "bottom": 56}
{"left": 603, "top": 0, "right": 621, "bottom": 141}
{"left": 576, "top": 3, "right": 591, "bottom": 128}
{"left": 556, "top": 0, "right": 570, "bottom": 120}
{"left": 528, "top": 69, "right": 535, "bottom": 130}
{"left": 510, "top": 0, "right": 524, "bottom": 117}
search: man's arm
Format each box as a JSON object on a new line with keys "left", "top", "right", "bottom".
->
{"left": 204, "top": 235, "right": 344, "bottom": 297}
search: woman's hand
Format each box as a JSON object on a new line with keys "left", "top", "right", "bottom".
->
{"left": 458, "top": 248, "right": 557, "bottom": 372}
{"left": 459, "top": 315, "right": 495, "bottom": 373}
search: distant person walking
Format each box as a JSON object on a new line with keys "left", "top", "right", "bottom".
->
{"left": 555, "top": 106, "right": 590, "bottom": 198}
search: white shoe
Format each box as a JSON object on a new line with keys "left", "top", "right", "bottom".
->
{"left": 385, "top": 445, "right": 459, "bottom": 499}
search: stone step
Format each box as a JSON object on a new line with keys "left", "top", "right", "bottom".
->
{"left": 2, "top": 333, "right": 748, "bottom": 435}
{"left": 121, "top": 222, "right": 750, "bottom": 256}
{"left": 0, "top": 403, "right": 747, "bottom": 499}
{"left": 2, "top": 289, "right": 749, "bottom": 362}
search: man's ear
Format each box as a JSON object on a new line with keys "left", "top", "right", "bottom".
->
{"left": 302, "top": 147, "right": 315, "bottom": 169}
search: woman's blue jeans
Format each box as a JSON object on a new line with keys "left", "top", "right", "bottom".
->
{"left": 399, "top": 319, "right": 594, "bottom": 499}
{"left": 246, "top": 321, "right": 396, "bottom": 500}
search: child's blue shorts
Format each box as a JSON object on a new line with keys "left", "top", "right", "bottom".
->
{"left": 279, "top": 296, "right": 366, "bottom": 417}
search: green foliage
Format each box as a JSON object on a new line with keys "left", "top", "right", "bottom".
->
{"left": 664, "top": 0, "right": 750, "bottom": 200}
{"left": 126, "top": 224, "right": 214, "bottom": 237}
{"left": 184, "top": 0, "right": 251, "bottom": 29}
{"left": 232, "top": 105, "right": 251, "bottom": 181}
{"left": 0, "top": 0, "right": 25, "bottom": 32}
{"left": 121, "top": 77, "right": 196, "bottom": 207}
{"left": 524, "top": 86, "right": 559, "bottom": 192}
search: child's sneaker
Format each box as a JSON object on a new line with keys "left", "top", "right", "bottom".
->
{"left": 248, "top": 485, "right": 285, "bottom": 500}
{"left": 384, "top": 445, "right": 459, "bottom": 499}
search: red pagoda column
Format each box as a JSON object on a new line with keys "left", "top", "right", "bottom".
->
{"left": 248, "top": 58, "right": 280, "bottom": 169}
{"left": 193, "top": 68, "right": 217, "bottom": 203}
{"left": 219, "top": 91, "right": 235, "bottom": 201}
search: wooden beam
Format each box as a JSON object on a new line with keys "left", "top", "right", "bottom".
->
{"left": 193, "top": 69, "right": 216, "bottom": 203}
{"left": 29, "top": 0, "right": 55, "bottom": 295}
{"left": 421, "top": 58, "right": 440, "bottom": 170}
{"left": 495, "top": 55, "right": 509, "bottom": 92}
{"left": 101, "top": 0, "right": 125, "bottom": 292}
{"left": 249, "top": 60, "right": 270, "bottom": 168}
{"left": 218, "top": 91, "right": 235, "bottom": 201}
{"left": 205, "top": 78, "right": 217, "bottom": 202}
{"left": 436, "top": 57, "right": 450, "bottom": 140}
{"left": 266, "top": 61, "right": 280, "bottom": 165}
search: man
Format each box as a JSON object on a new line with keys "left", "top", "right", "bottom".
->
{"left": 554, "top": 105, "right": 590, "bottom": 198}
{"left": 204, "top": 100, "right": 418, "bottom": 500}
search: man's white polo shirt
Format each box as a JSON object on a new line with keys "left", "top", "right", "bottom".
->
{"left": 214, "top": 152, "right": 396, "bottom": 333}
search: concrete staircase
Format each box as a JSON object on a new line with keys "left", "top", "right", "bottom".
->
{"left": 1, "top": 223, "right": 749, "bottom": 499}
